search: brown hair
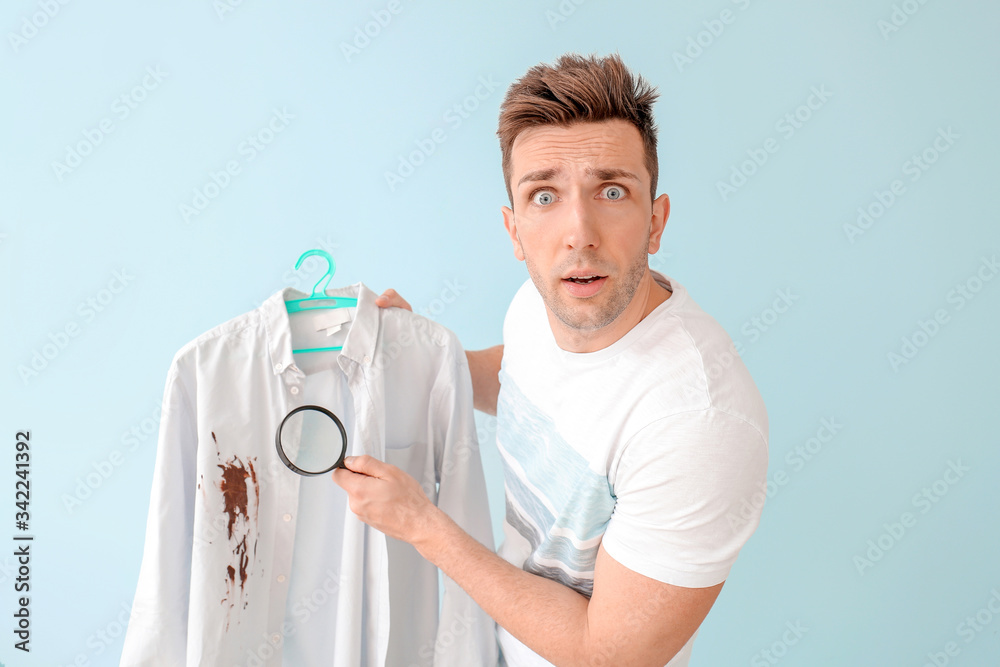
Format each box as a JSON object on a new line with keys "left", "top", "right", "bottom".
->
{"left": 497, "top": 52, "right": 660, "bottom": 205}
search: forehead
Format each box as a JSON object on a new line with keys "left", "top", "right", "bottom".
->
{"left": 510, "top": 119, "right": 647, "bottom": 182}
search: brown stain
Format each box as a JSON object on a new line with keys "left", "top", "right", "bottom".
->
{"left": 213, "top": 432, "right": 260, "bottom": 626}
{"left": 218, "top": 457, "right": 250, "bottom": 540}
{"left": 236, "top": 534, "right": 250, "bottom": 591}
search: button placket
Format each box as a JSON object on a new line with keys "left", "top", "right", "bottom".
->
{"left": 269, "top": 491, "right": 297, "bottom": 662}
{"left": 283, "top": 364, "right": 303, "bottom": 400}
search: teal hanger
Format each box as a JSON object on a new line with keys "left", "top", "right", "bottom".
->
{"left": 285, "top": 249, "right": 357, "bottom": 354}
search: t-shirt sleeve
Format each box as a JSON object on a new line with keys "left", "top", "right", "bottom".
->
{"left": 601, "top": 408, "right": 768, "bottom": 589}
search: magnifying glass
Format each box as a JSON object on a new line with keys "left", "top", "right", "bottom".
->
{"left": 275, "top": 405, "right": 348, "bottom": 475}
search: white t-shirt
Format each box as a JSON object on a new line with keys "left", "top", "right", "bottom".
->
{"left": 495, "top": 272, "right": 769, "bottom": 666}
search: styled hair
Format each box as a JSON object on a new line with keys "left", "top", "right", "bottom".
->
{"left": 497, "top": 52, "right": 660, "bottom": 204}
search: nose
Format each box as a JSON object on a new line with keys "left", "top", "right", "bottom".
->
{"left": 563, "top": 194, "right": 600, "bottom": 251}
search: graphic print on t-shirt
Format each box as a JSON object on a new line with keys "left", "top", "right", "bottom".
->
{"left": 496, "top": 370, "right": 616, "bottom": 598}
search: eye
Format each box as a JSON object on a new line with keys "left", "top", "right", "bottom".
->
{"left": 602, "top": 185, "right": 625, "bottom": 201}
{"left": 532, "top": 190, "right": 556, "bottom": 206}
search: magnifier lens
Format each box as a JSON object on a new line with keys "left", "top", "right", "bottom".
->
{"left": 276, "top": 406, "right": 347, "bottom": 476}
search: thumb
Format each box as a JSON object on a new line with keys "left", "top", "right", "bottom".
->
{"left": 342, "top": 454, "right": 385, "bottom": 478}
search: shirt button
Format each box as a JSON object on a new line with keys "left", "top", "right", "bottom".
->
{"left": 274, "top": 363, "right": 283, "bottom": 373}
{"left": 290, "top": 386, "right": 299, "bottom": 395}
{"left": 283, "top": 513, "right": 292, "bottom": 522}
{"left": 272, "top": 633, "right": 281, "bottom": 643}
{"left": 363, "top": 355, "right": 371, "bottom": 365}
{"left": 277, "top": 574, "right": 286, "bottom": 583}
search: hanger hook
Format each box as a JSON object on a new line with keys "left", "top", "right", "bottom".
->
{"left": 294, "top": 249, "right": 336, "bottom": 299}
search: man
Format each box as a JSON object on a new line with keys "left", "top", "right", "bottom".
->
{"left": 334, "top": 52, "right": 768, "bottom": 666}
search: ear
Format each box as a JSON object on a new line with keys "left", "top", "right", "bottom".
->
{"left": 647, "top": 193, "right": 670, "bottom": 254}
{"left": 502, "top": 205, "right": 525, "bottom": 262}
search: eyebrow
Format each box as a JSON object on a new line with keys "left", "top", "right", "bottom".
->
{"left": 516, "top": 166, "right": 641, "bottom": 188}
{"left": 517, "top": 168, "right": 558, "bottom": 187}
{"left": 587, "top": 167, "right": 641, "bottom": 182}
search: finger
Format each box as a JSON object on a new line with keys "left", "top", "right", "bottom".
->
{"left": 375, "top": 289, "right": 400, "bottom": 307}
{"left": 331, "top": 467, "right": 363, "bottom": 492}
{"left": 375, "top": 289, "right": 413, "bottom": 312}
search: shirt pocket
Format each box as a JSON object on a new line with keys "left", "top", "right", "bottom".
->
{"left": 384, "top": 440, "right": 438, "bottom": 502}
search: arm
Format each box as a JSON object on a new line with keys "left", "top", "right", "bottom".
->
{"left": 375, "top": 288, "right": 503, "bottom": 415}
{"left": 465, "top": 345, "right": 503, "bottom": 415}
{"left": 420, "top": 508, "right": 722, "bottom": 666}
{"left": 333, "top": 457, "right": 721, "bottom": 666}
{"left": 333, "top": 408, "right": 768, "bottom": 665}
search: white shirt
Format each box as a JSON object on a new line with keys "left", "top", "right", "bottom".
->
{"left": 495, "top": 272, "right": 769, "bottom": 666}
{"left": 121, "top": 283, "right": 497, "bottom": 667}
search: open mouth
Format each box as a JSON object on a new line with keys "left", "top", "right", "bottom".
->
{"left": 562, "top": 274, "right": 608, "bottom": 296}
{"left": 564, "top": 275, "right": 605, "bottom": 285}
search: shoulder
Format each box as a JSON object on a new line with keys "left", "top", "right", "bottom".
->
{"left": 503, "top": 277, "right": 542, "bottom": 326}
{"left": 621, "top": 275, "right": 769, "bottom": 442}
{"left": 169, "top": 306, "right": 263, "bottom": 371}
{"left": 379, "top": 305, "right": 459, "bottom": 351}
{"left": 375, "top": 307, "right": 469, "bottom": 388}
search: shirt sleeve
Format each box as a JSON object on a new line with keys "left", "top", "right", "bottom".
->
{"left": 601, "top": 408, "right": 768, "bottom": 589}
{"left": 430, "top": 334, "right": 499, "bottom": 667}
{"left": 120, "top": 357, "right": 197, "bottom": 667}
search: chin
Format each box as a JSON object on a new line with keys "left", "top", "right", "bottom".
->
{"left": 551, "top": 296, "right": 620, "bottom": 332}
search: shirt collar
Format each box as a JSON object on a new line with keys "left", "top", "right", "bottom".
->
{"left": 261, "top": 283, "right": 380, "bottom": 376}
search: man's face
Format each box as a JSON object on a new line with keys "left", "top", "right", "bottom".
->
{"left": 502, "top": 120, "right": 669, "bottom": 337}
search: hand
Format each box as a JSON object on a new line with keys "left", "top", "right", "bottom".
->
{"left": 331, "top": 455, "right": 438, "bottom": 547}
{"left": 374, "top": 289, "right": 412, "bottom": 311}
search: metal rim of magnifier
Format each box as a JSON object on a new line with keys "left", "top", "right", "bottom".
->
{"left": 275, "top": 405, "right": 348, "bottom": 476}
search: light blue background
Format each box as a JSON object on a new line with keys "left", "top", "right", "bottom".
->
{"left": 2, "top": 1, "right": 998, "bottom": 665}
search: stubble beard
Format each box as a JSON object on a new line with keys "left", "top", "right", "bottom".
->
{"left": 523, "top": 241, "right": 649, "bottom": 332}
